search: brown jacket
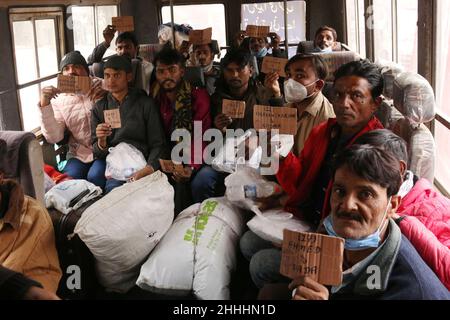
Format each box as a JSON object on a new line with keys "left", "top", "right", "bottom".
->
{"left": 288, "top": 91, "right": 335, "bottom": 156}
{"left": 0, "top": 179, "right": 61, "bottom": 293}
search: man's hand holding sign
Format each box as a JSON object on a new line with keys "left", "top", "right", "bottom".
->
{"left": 280, "top": 230, "right": 344, "bottom": 300}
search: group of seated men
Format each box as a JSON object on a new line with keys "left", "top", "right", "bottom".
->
{"left": 1, "top": 23, "right": 449, "bottom": 300}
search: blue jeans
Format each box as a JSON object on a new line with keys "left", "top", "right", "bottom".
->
{"left": 190, "top": 166, "right": 226, "bottom": 203}
{"left": 105, "top": 178, "right": 126, "bottom": 194}
{"left": 240, "top": 230, "right": 289, "bottom": 289}
{"left": 63, "top": 158, "right": 106, "bottom": 189}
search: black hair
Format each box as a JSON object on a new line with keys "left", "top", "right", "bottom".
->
{"left": 332, "top": 144, "right": 402, "bottom": 197}
{"left": 116, "top": 32, "right": 138, "bottom": 48}
{"left": 220, "top": 49, "right": 253, "bottom": 69}
{"left": 354, "top": 129, "right": 409, "bottom": 166}
{"left": 315, "top": 26, "right": 338, "bottom": 42}
{"left": 153, "top": 45, "right": 186, "bottom": 67}
{"left": 285, "top": 53, "right": 328, "bottom": 81}
{"left": 334, "top": 59, "right": 384, "bottom": 100}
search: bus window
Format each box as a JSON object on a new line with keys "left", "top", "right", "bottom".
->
{"left": 241, "top": 1, "right": 306, "bottom": 58}
{"left": 396, "top": 0, "right": 418, "bottom": 73}
{"left": 345, "top": 0, "right": 366, "bottom": 58}
{"left": 71, "top": 5, "right": 118, "bottom": 60}
{"left": 161, "top": 4, "right": 227, "bottom": 58}
{"left": 435, "top": 0, "right": 450, "bottom": 194}
{"left": 371, "top": 0, "right": 394, "bottom": 62}
{"left": 10, "top": 8, "right": 63, "bottom": 131}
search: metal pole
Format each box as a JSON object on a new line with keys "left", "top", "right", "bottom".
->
{"left": 170, "top": 0, "right": 176, "bottom": 48}
{"left": 284, "top": 0, "right": 289, "bottom": 55}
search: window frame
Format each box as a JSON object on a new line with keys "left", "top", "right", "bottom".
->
{"left": 9, "top": 7, "right": 65, "bottom": 131}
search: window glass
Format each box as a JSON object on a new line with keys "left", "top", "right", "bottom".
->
{"left": 241, "top": 1, "right": 306, "bottom": 45}
{"left": 396, "top": 0, "right": 418, "bottom": 72}
{"left": 96, "top": 5, "right": 118, "bottom": 58}
{"left": 72, "top": 6, "right": 96, "bottom": 60}
{"left": 12, "top": 20, "right": 38, "bottom": 84}
{"left": 162, "top": 4, "right": 227, "bottom": 58}
{"left": 371, "top": 0, "right": 393, "bottom": 61}
{"left": 36, "top": 19, "right": 59, "bottom": 78}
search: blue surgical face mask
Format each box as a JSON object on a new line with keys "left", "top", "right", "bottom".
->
{"left": 253, "top": 47, "right": 268, "bottom": 58}
{"left": 323, "top": 197, "right": 391, "bottom": 251}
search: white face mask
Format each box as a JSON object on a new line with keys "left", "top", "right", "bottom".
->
{"left": 283, "top": 78, "right": 319, "bottom": 104}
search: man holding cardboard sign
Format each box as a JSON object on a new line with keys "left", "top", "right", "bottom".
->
{"left": 38, "top": 51, "right": 107, "bottom": 188}
{"left": 258, "top": 145, "right": 449, "bottom": 300}
{"left": 92, "top": 55, "right": 167, "bottom": 194}
{"left": 283, "top": 54, "right": 335, "bottom": 155}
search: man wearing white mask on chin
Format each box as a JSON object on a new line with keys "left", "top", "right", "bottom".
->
{"left": 284, "top": 54, "right": 335, "bottom": 155}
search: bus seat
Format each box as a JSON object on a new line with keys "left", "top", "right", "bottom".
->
{"left": 90, "top": 62, "right": 104, "bottom": 78}
{"left": 296, "top": 40, "right": 348, "bottom": 54}
{"left": 391, "top": 72, "right": 436, "bottom": 182}
{"left": 138, "top": 43, "right": 164, "bottom": 63}
{"left": 376, "top": 60, "right": 404, "bottom": 99}
{"left": 0, "top": 131, "right": 45, "bottom": 204}
{"left": 315, "top": 51, "right": 361, "bottom": 100}
{"left": 184, "top": 66, "right": 205, "bottom": 88}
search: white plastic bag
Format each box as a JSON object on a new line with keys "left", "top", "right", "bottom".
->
{"left": 212, "top": 130, "right": 262, "bottom": 174}
{"left": 44, "top": 179, "right": 102, "bottom": 214}
{"left": 225, "top": 166, "right": 282, "bottom": 211}
{"left": 105, "top": 142, "right": 147, "bottom": 181}
{"left": 74, "top": 171, "right": 174, "bottom": 292}
{"left": 247, "top": 208, "right": 312, "bottom": 245}
{"left": 136, "top": 197, "right": 246, "bottom": 300}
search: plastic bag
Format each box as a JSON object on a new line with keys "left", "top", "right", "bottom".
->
{"left": 247, "top": 207, "right": 313, "bottom": 245}
{"left": 225, "top": 166, "right": 282, "bottom": 211}
{"left": 212, "top": 130, "right": 262, "bottom": 174}
{"left": 105, "top": 142, "right": 147, "bottom": 181}
{"left": 45, "top": 179, "right": 102, "bottom": 214}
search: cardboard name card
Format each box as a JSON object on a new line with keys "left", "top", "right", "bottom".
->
{"left": 253, "top": 105, "right": 297, "bottom": 135}
{"left": 189, "top": 27, "right": 213, "bottom": 45}
{"left": 261, "top": 56, "right": 288, "bottom": 77}
{"left": 159, "top": 159, "right": 185, "bottom": 175}
{"left": 112, "top": 16, "right": 134, "bottom": 32}
{"left": 245, "top": 25, "right": 270, "bottom": 38}
{"left": 104, "top": 109, "right": 121, "bottom": 129}
{"left": 280, "top": 230, "right": 344, "bottom": 286}
{"left": 57, "top": 75, "right": 91, "bottom": 94}
{"left": 222, "top": 99, "right": 246, "bottom": 119}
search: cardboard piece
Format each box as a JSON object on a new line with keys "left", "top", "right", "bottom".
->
{"left": 245, "top": 25, "right": 270, "bottom": 38}
{"left": 189, "top": 28, "right": 213, "bottom": 45}
{"left": 222, "top": 99, "right": 246, "bottom": 119}
{"left": 280, "top": 230, "right": 344, "bottom": 286}
{"left": 57, "top": 75, "right": 91, "bottom": 94}
{"left": 112, "top": 16, "right": 134, "bottom": 32}
{"left": 104, "top": 109, "right": 122, "bottom": 129}
{"left": 253, "top": 105, "right": 297, "bottom": 135}
{"left": 261, "top": 56, "right": 288, "bottom": 77}
{"left": 159, "top": 159, "right": 185, "bottom": 175}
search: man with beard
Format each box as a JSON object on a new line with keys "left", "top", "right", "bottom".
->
{"left": 92, "top": 55, "right": 167, "bottom": 193}
{"left": 151, "top": 47, "right": 212, "bottom": 213}
{"left": 297, "top": 26, "right": 339, "bottom": 54}
{"left": 212, "top": 49, "right": 283, "bottom": 132}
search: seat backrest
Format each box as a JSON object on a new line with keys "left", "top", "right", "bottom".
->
{"left": 391, "top": 72, "right": 436, "bottom": 182}
{"left": 184, "top": 66, "right": 205, "bottom": 88}
{"left": 296, "top": 40, "right": 347, "bottom": 55}
{"left": 376, "top": 60, "right": 404, "bottom": 99}
{"left": 0, "top": 131, "right": 44, "bottom": 203}
{"left": 138, "top": 43, "right": 164, "bottom": 64}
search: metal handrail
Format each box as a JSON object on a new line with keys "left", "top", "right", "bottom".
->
{"left": 0, "top": 72, "right": 59, "bottom": 96}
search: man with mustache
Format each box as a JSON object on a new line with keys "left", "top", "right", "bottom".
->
{"left": 151, "top": 46, "right": 211, "bottom": 213}
{"left": 190, "top": 50, "right": 284, "bottom": 204}
{"left": 190, "top": 40, "right": 221, "bottom": 95}
{"left": 261, "top": 145, "right": 449, "bottom": 300}
{"left": 297, "top": 26, "right": 339, "bottom": 54}
{"left": 240, "top": 59, "right": 384, "bottom": 289}
{"left": 92, "top": 55, "right": 167, "bottom": 193}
